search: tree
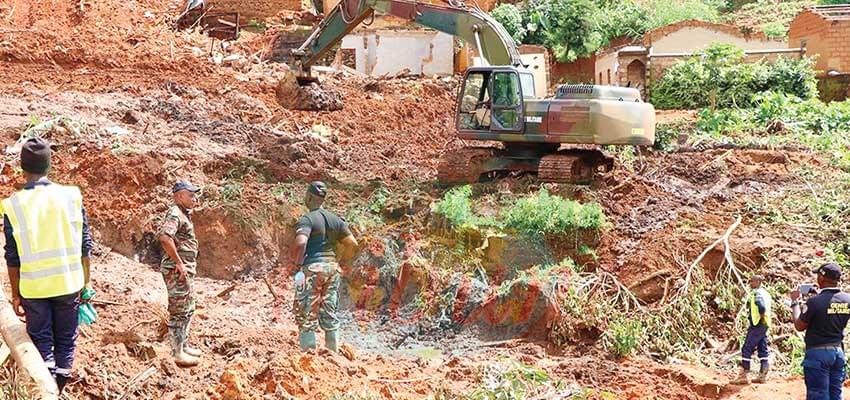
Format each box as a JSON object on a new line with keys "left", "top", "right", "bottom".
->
{"left": 522, "top": 0, "right": 602, "bottom": 62}
{"left": 490, "top": 4, "right": 526, "bottom": 43}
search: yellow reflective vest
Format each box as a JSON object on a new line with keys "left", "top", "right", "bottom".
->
{"left": 1, "top": 184, "right": 85, "bottom": 299}
{"left": 749, "top": 287, "right": 772, "bottom": 328}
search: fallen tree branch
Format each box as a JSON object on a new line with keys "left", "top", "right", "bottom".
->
{"left": 369, "top": 375, "right": 433, "bottom": 383}
{"left": 264, "top": 277, "right": 280, "bottom": 302}
{"left": 677, "top": 216, "right": 743, "bottom": 298}
{"left": 216, "top": 283, "right": 238, "bottom": 298}
{"left": 0, "top": 289, "right": 59, "bottom": 399}
{"left": 117, "top": 366, "right": 157, "bottom": 400}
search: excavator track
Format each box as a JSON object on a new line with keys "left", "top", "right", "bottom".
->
{"left": 538, "top": 150, "right": 613, "bottom": 184}
{"left": 437, "top": 147, "right": 497, "bottom": 184}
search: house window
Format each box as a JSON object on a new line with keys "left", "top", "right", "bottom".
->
{"left": 598, "top": 72, "right": 602, "bottom": 84}
{"left": 607, "top": 69, "right": 611, "bottom": 85}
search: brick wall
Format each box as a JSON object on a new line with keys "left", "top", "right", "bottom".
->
{"left": 550, "top": 56, "right": 596, "bottom": 84}
{"left": 789, "top": 10, "right": 850, "bottom": 74}
{"left": 208, "top": 0, "right": 302, "bottom": 18}
{"left": 826, "top": 21, "right": 850, "bottom": 72}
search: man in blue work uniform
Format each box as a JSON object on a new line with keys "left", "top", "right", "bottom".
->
{"left": 791, "top": 263, "right": 850, "bottom": 400}
{"left": 291, "top": 181, "right": 358, "bottom": 352}
{"left": 733, "top": 274, "right": 772, "bottom": 384}
{"left": 2, "top": 138, "right": 93, "bottom": 393}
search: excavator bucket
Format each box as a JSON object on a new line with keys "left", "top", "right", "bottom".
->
{"left": 275, "top": 68, "right": 343, "bottom": 111}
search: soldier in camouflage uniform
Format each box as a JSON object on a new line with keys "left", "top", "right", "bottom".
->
{"left": 157, "top": 180, "right": 202, "bottom": 367}
{"left": 291, "top": 181, "right": 358, "bottom": 352}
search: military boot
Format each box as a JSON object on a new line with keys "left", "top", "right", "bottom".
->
{"left": 183, "top": 317, "right": 203, "bottom": 357}
{"left": 299, "top": 331, "right": 317, "bottom": 351}
{"left": 325, "top": 330, "right": 339, "bottom": 352}
{"left": 170, "top": 326, "right": 199, "bottom": 367}
{"left": 732, "top": 368, "right": 749, "bottom": 385}
{"left": 753, "top": 367, "right": 769, "bottom": 384}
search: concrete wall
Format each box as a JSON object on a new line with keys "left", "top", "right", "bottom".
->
{"left": 789, "top": 10, "right": 850, "bottom": 74}
{"left": 208, "top": 0, "right": 301, "bottom": 18}
{"left": 519, "top": 45, "right": 550, "bottom": 96}
{"left": 650, "top": 26, "right": 787, "bottom": 54}
{"left": 340, "top": 30, "right": 454, "bottom": 77}
{"left": 472, "top": 47, "right": 551, "bottom": 96}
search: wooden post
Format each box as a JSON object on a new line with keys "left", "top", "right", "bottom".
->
{"left": 0, "top": 289, "right": 59, "bottom": 399}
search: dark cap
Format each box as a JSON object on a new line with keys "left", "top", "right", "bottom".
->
{"left": 172, "top": 180, "right": 200, "bottom": 193}
{"left": 307, "top": 181, "right": 327, "bottom": 197}
{"left": 813, "top": 263, "right": 842, "bottom": 281}
{"left": 21, "top": 138, "right": 51, "bottom": 174}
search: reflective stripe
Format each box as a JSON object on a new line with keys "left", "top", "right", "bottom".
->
{"left": 44, "top": 361, "right": 56, "bottom": 368}
{"left": 9, "top": 188, "right": 82, "bottom": 263}
{"left": 741, "top": 358, "right": 752, "bottom": 361}
{"left": 8, "top": 195, "right": 33, "bottom": 254}
{"left": 54, "top": 368, "right": 72, "bottom": 376}
{"left": 20, "top": 248, "right": 82, "bottom": 264}
{"left": 19, "top": 263, "right": 83, "bottom": 280}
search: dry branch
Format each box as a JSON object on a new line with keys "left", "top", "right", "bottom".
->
{"left": 677, "top": 216, "right": 743, "bottom": 298}
{"left": 264, "top": 277, "right": 280, "bottom": 302}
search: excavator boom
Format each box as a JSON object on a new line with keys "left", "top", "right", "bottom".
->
{"left": 292, "top": 0, "right": 522, "bottom": 74}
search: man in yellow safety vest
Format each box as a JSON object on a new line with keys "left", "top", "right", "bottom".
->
{"left": 733, "top": 274, "right": 772, "bottom": 385}
{"left": 2, "top": 138, "right": 93, "bottom": 393}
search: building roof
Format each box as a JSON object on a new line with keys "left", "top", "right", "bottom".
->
{"left": 618, "top": 46, "right": 648, "bottom": 55}
{"left": 642, "top": 19, "right": 770, "bottom": 47}
{"left": 807, "top": 4, "right": 850, "bottom": 21}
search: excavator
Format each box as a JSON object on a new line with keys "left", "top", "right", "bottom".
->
{"left": 287, "top": 0, "right": 656, "bottom": 184}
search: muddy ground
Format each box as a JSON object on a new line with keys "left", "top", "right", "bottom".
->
{"left": 0, "top": 1, "right": 845, "bottom": 399}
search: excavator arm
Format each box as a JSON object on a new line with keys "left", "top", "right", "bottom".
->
{"left": 292, "top": 0, "right": 522, "bottom": 75}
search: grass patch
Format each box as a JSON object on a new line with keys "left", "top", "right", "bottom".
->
{"left": 503, "top": 188, "right": 607, "bottom": 235}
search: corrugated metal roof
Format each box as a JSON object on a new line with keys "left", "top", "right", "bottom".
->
{"left": 809, "top": 4, "right": 850, "bottom": 21}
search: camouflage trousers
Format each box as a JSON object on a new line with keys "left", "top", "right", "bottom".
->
{"left": 293, "top": 262, "right": 340, "bottom": 333}
{"left": 160, "top": 263, "right": 197, "bottom": 341}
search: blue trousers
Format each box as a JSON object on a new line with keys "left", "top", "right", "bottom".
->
{"left": 803, "top": 347, "right": 846, "bottom": 400}
{"left": 21, "top": 292, "right": 80, "bottom": 378}
{"left": 741, "top": 325, "right": 769, "bottom": 371}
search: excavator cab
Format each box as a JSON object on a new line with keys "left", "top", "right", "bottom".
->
{"left": 457, "top": 67, "right": 534, "bottom": 135}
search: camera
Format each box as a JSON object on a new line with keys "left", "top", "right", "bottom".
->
{"left": 799, "top": 283, "right": 817, "bottom": 296}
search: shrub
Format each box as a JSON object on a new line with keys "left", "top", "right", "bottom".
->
{"left": 490, "top": 4, "right": 526, "bottom": 43}
{"left": 732, "top": 0, "right": 813, "bottom": 38}
{"left": 650, "top": 44, "right": 818, "bottom": 109}
{"left": 604, "top": 319, "right": 643, "bottom": 357}
{"left": 432, "top": 185, "right": 479, "bottom": 227}
{"left": 642, "top": 0, "right": 721, "bottom": 27}
{"left": 503, "top": 188, "right": 606, "bottom": 235}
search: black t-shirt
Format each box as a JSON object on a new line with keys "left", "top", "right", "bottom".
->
{"left": 800, "top": 288, "right": 850, "bottom": 348}
{"left": 295, "top": 208, "right": 351, "bottom": 266}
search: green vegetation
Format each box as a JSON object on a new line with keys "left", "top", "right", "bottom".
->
{"left": 497, "top": 258, "right": 576, "bottom": 297}
{"left": 729, "top": 0, "right": 813, "bottom": 38}
{"left": 491, "top": 4, "right": 526, "bottom": 43}
{"left": 466, "top": 360, "right": 614, "bottom": 399}
{"left": 492, "top": 0, "right": 723, "bottom": 62}
{"left": 432, "top": 186, "right": 607, "bottom": 236}
{"left": 604, "top": 318, "right": 644, "bottom": 357}
{"left": 329, "top": 392, "right": 383, "bottom": 400}
{"left": 650, "top": 44, "right": 818, "bottom": 109}
{"left": 432, "top": 185, "right": 485, "bottom": 228}
{"left": 503, "top": 188, "right": 607, "bottom": 235}
{"left": 784, "top": 335, "right": 806, "bottom": 376}
{"left": 693, "top": 93, "right": 850, "bottom": 170}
